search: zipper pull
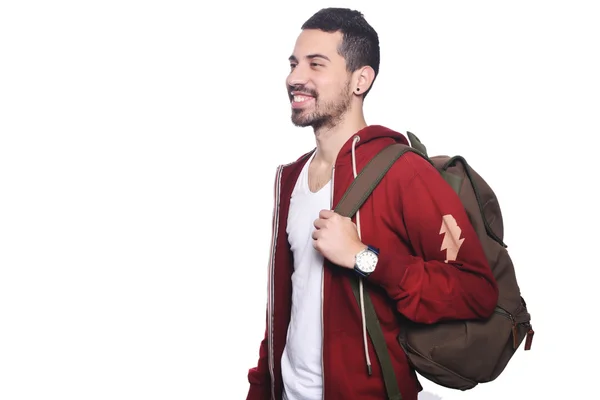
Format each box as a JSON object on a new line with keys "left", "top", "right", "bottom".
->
{"left": 524, "top": 326, "right": 534, "bottom": 350}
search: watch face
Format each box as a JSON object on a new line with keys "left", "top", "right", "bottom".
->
{"left": 356, "top": 249, "right": 378, "bottom": 273}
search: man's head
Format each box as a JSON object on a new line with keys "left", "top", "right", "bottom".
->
{"left": 287, "top": 8, "right": 380, "bottom": 130}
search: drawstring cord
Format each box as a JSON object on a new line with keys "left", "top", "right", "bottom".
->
{"left": 351, "top": 135, "right": 372, "bottom": 375}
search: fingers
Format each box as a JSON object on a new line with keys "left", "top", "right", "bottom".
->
{"left": 314, "top": 211, "right": 352, "bottom": 230}
{"left": 314, "top": 218, "right": 324, "bottom": 229}
{"left": 312, "top": 229, "right": 320, "bottom": 241}
{"left": 319, "top": 209, "right": 335, "bottom": 219}
{"left": 317, "top": 209, "right": 347, "bottom": 223}
{"left": 312, "top": 229, "right": 322, "bottom": 249}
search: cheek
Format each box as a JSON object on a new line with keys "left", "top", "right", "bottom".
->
{"left": 320, "top": 76, "right": 350, "bottom": 96}
{"left": 315, "top": 81, "right": 338, "bottom": 100}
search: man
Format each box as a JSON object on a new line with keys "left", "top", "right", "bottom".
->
{"left": 246, "top": 8, "right": 499, "bottom": 400}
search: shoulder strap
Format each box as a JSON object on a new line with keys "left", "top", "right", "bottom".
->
{"left": 333, "top": 142, "right": 429, "bottom": 400}
{"left": 348, "top": 277, "right": 402, "bottom": 400}
{"left": 334, "top": 143, "right": 429, "bottom": 217}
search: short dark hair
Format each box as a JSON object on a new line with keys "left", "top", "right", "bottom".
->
{"left": 301, "top": 8, "right": 380, "bottom": 97}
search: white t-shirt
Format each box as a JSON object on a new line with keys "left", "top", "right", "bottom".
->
{"left": 281, "top": 153, "right": 331, "bottom": 400}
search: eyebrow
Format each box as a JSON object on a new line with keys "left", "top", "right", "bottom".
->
{"left": 288, "top": 53, "right": 331, "bottom": 62}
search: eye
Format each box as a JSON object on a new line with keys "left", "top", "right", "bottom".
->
{"left": 310, "top": 62, "right": 322, "bottom": 67}
{"left": 290, "top": 63, "right": 297, "bottom": 70}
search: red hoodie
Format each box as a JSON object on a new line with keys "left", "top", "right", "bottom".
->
{"left": 246, "top": 125, "right": 499, "bottom": 400}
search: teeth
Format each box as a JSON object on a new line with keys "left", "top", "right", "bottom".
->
{"left": 293, "top": 95, "right": 311, "bottom": 102}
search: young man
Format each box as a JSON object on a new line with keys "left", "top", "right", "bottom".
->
{"left": 246, "top": 8, "right": 499, "bottom": 400}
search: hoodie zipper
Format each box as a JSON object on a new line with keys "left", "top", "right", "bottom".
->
{"left": 269, "top": 153, "right": 332, "bottom": 400}
{"left": 268, "top": 165, "right": 284, "bottom": 400}
{"left": 321, "top": 164, "right": 335, "bottom": 400}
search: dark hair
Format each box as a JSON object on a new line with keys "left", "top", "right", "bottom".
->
{"left": 301, "top": 8, "right": 380, "bottom": 97}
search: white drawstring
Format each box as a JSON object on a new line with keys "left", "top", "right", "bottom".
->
{"left": 351, "top": 135, "right": 372, "bottom": 375}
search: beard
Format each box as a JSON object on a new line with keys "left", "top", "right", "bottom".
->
{"left": 291, "top": 79, "right": 352, "bottom": 131}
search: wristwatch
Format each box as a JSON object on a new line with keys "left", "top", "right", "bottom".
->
{"left": 354, "top": 245, "right": 379, "bottom": 277}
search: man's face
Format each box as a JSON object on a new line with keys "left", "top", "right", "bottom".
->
{"left": 286, "top": 29, "right": 353, "bottom": 130}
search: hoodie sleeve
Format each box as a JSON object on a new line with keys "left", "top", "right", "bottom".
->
{"left": 246, "top": 315, "right": 271, "bottom": 400}
{"left": 365, "top": 152, "right": 499, "bottom": 324}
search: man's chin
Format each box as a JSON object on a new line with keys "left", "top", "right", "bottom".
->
{"left": 291, "top": 113, "right": 314, "bottom": 128}
{"left": 291, "top": 109, "right": 330, "bottom": 129}
{"left": 291, "top": 119, "right": 312, "bottom": 128}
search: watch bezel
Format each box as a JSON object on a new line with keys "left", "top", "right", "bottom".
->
{"left": 354, "top": 245, "right": 379, "bottom": 276}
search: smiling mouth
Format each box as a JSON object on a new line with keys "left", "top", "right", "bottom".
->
{"left": 290, "top": 93, "right": 315, "bottom": 109}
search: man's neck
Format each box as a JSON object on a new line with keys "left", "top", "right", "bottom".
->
{"left": 312, "top": 113, "right": 367, "bottom": 166}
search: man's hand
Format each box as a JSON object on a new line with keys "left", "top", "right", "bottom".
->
{"left": 312, "top": 209, "right": 367, "bottom": 269}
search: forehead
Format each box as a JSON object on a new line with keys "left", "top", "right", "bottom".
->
{"left": 290, "top": 29, "right": 344, "bottom": 61}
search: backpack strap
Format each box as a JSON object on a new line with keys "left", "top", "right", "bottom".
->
{"left": 335, "top": 143, "right": 430, "bottom": 218}
{"left": 349, "top": 278, "right": 402, "bottom": 400}
{"left": 334, "top": 142, "right": 430, "bottom": 400}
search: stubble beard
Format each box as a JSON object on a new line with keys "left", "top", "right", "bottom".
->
{"left": 291, "top": 80, "right": 352, "bottom": 131}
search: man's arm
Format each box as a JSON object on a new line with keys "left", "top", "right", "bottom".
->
{"left": 366, "top": 153, "right": 499, "bottom": 324}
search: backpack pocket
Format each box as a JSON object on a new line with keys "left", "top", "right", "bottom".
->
{"left": 398, "top": 300, "right": 532, "bottom": 390}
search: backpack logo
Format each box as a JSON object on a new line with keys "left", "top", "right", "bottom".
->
{"left": 439, "top": 214, "right": 465, "bottom": 262}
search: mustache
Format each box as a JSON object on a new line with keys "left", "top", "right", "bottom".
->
{"left": 288, "top": 85, "right": 318, "bottom": 98}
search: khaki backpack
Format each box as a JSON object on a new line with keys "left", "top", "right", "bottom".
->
{"left": 334, "top": 132, "right": 534, "bottom": 400}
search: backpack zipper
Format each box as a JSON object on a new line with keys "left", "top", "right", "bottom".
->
{"left": 493, "top": 306, "right": 532, "bottom": 350}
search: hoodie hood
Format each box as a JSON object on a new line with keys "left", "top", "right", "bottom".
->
{"left": 335, "top": 124, "right": 409, "bottom": 166}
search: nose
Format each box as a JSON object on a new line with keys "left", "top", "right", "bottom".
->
{"left": 287, "top": 63, "right": 309, "bottom": 89}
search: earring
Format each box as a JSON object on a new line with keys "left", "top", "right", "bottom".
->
{"left": 356, "top": 88, "right": 360, "bottom": 92}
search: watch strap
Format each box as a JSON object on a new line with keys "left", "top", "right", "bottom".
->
{"left": 366, "top": 244, "right": 379, "bottom": 255}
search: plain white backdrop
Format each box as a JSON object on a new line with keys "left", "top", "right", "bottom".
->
{"left": 1, "top": 1, "right": 598, "bottom": 399}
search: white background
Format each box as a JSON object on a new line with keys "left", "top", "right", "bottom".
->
{"left": 1, "top": 1, "right": 598, "bottom": 399}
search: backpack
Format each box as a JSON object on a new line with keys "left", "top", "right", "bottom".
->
{"left": 333, "top": 132, "right": 534, "bottom": 400}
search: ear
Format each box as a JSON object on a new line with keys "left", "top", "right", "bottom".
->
{"left": 353, "top": 66, "right": 376, "bottom": 95}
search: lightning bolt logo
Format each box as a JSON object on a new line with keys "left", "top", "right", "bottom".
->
{"left": 439, "top": 214, "right": 465, "bottom": 262}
